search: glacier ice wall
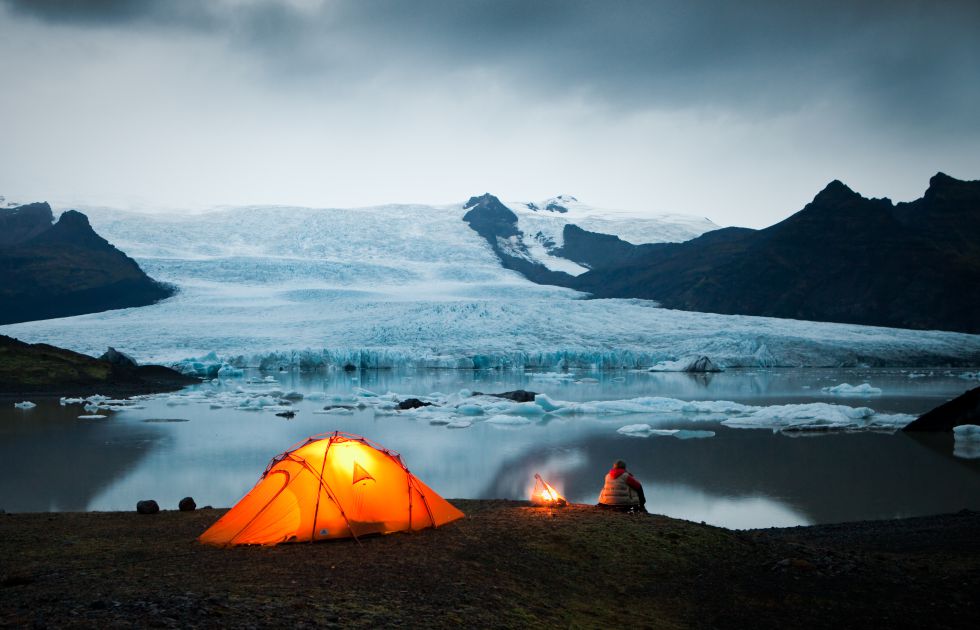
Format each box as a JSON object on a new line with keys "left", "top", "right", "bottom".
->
{"left": 1, "top": 202, "right": 978, "bottom": 369}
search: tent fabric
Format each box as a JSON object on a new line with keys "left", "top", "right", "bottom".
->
{"left": 199, "top": 432, "right": 464, "bottom": 546}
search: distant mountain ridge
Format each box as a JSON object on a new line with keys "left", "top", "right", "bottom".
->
{"left": 0, "top": 202, "right": 174, "bottom": 325}
{"left": 566, "top": 173, "right": 980, "bottom": 334}
{"left": 463, "top": 193, "right": 719, "bottom": 281}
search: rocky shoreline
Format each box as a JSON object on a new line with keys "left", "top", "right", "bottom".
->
{"left": 1, "top": 502, "right": 976, "bottom": 629}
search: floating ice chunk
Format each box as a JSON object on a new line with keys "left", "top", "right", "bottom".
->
{"left": 446, "top": 419, "right": 473, "bottom": 429}
{"left": 237, "top": 396, "right": 279, "bottom": 409}
{"left": 322, "top": 407, "right": 354, "bottom": 415}
{"left": 60, "top": 397, "right": 85, "bottom": 405}
{"left": 672, "top": 429, "right": 716, "bottom": 439}
{"left": 618, "top": 423, "right": 655, "bottom": 436}
{"left": 576, "top": 377, "right": 599, "bottom": 384}
{"left": 527, "top": 372, "right": 576, "bottom": 381}
{"left": 85, "top": 395, "right": 108, "bottom": 403}
{"left": 485, "top": 415, "right": 533, "bottom": 425}
{"left": 648, "top": 356, "right": 722, "bottom": 372}
{"left": 78, "top": 414, "right": 107, "bottom": 419}
{"left": 352, "top": 387, "right": 378, "bottom": 398}
{"left": 281, "top": 391, "right": 304, "bottom": 401}
{"left": 534, "top": 394, "right": 562, "bottom": 412}
{"left": 217, "top": 364, "right": 244, "bottom": 378}
{"left": 953, "top": 424, "right": 980, "bottom": 440}
{"left": 503, "top": 401, "right": 546, "bottom": 416}
{"left": 305, "top": 392, "right": 327, "bottom": 400}
{"left": 953, "top": 425, "right": 980, "bottom": 459}
{"left": 455, "top": 403, "right": 484, "bottom": 416}
{"left": 618, "top": 424, "right": 716, "bottom": 439}
{"left": 721, "top": 403, "right": 911, "bottom": 431}
{"left": 822, "top": 383, "right": 882, "bottom": 396}
{"left": 14, "top": 401, "right": 36, "bottom": 409}
{"left": 960, "top": 371, "right": 980, "bottom": 380}
{"left": 429, "top": 419, "right": 451, "bottom": 426}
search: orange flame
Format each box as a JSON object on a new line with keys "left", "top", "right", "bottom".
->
{"left": 531, "top": 473, "right": 567, "bottom": 507}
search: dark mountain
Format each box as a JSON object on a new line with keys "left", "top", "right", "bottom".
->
{"left": 0, "top": 203, "right": 174, "bottom": 325}
{"left": 569, "top": 173, "right": 980, "bottom": 333}
{"left": 462, "top": 193, "right": 574, "bottom": 285}
{"left": 0, "top": 202, "right": 56, "bottom": 246}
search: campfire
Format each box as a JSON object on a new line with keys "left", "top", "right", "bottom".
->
{"left": 530, "top": 473, "right": 567, "bottom": 507}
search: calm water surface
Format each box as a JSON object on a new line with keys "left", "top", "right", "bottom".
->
{"left": 2, "top": 368, "right": 978, "bottom": 529}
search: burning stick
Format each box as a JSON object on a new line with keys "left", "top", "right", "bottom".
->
{"left": 531, "top": 473, "right": 568, "bottom": 507}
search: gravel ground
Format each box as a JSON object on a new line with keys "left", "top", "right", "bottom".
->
{"left": 1, "top": 502, "right": 977, "bottom": 629}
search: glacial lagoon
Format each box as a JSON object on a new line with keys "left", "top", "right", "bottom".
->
{"left": 2, "top": 368, "right": 978, "bottom": 529}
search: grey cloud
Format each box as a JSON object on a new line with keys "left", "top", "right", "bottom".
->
{"left": 3, "top": 0, "right": 979, "bottom": 144}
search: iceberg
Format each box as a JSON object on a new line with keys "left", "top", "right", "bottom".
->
{"left": 953, "top": 424, "right": 980, "bottom": 459}
{"left": 13, "top": 401, "right": 36, "bottom": 409}
{"left": 827, "top": 382, "right": 876, "bottom": 395}
{"left": 822, "top": 383, "right": 883, "bottom": 396}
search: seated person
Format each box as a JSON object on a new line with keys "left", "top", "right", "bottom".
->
{"left": 597, "top": 459, "right": 647, "bottom": 512}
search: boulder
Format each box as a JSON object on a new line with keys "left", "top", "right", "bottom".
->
{"left": 178, "top": 497, "right": 196, "bottom": 512}
{"left": 397, "top": 398, "right": 432, "bottom": 410}
{"left": 903, "top": 386, "right": 980, "bottom": 432}
{"left": 491, "top": 390, "right": 539, "bottom": 403}
{"left": 683, "top": 356, "right": 722, "bottom": 373}
{"left": 136, "top": 500, "right": 160, "bottom": 515}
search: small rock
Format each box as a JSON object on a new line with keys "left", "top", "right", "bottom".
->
{"left": 683, "top": 356, "right": 722, "bottom": 373}
{"left": 397, "top": 398, "right": 432, "bottom": 410}
{"left": 343, "top": 364, "right": 357, "bottom": 372}
{"left": 490, "top": 390, "right": 538, "bottom": 403}
{"left": 178, "top": 497, "right": 196, "bottom": 512}
{"left": 136, "top": 500, "right": 160, "bottom": 515}
{"left": 275, "top": 411, "right": 296, "bottom": 419}
{"left": 773, "top": 557, "right": 815, "bottom": 571}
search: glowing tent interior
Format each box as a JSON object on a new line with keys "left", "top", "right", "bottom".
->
{"left": 199, "top": 432, "right": 465, "bottom": 546}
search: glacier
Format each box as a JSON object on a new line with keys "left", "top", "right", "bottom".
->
{"left": 1, "top": 200, "right": 979, "bottom": 369}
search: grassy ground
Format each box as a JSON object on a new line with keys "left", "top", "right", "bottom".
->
{"left": 1, "top": 502, "right": 977, "bottom": 629}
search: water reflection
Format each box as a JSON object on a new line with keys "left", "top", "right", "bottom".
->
{"left": 0, "top": 401, "right": 167, "bottom": 511}
{"left": 1, "top": 367, "right": 978, "bottom": 529}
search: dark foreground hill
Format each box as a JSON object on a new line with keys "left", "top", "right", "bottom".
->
{"left": 0, "top": 502, "right": 976, "bottom": 629}
{"left": 0, "top": 203, "right": 173, "bottom": 325}
{"left": 568, "top": 173, "right": 980, "bottom": 333}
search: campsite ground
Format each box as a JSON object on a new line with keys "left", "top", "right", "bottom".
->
{"left": 1, "top": 501, "right": 977, "bottom": 629}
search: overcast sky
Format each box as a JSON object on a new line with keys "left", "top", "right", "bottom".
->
{"left": 1, "top": 0, "right": 978, "bottom": 227}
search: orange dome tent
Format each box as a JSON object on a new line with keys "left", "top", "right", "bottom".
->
{"left": 199, "top": 432, "right": 464, "bottom": 546}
